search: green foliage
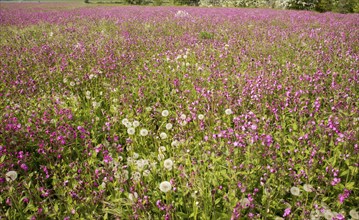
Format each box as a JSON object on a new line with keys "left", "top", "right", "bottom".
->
{"left": 287, "top": 0, "right": 317, "bottom": 10}
{"left": 153, "top": 0, "right": 162, "bottom": 5}
{"left": 332, "top": 0, "right": 356, "bottom": 13}
{"left": 315, "top": 0, "right": 333, "bottom": 12}
{"left": 199, "top": 31, "right": 214, "bottom": 39}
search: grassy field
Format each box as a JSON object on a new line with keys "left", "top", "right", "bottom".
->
{"left": 1, "top": 3, "right": 359, "bottom": 220}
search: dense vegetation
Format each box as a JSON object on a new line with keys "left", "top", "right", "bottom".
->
{"left": 1, "top": 3, "right": 358, "bottom": 220}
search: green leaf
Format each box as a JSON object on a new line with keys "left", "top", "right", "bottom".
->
{"left": 176, "top": 212, "right": 189, "bottom": 218}
{"left": 345, "top": 182, "right": 355, "bottom": 190}
{"left": 340, "top": 170, "right": 349, "bottom": 177}
{"left": 54, "top": 203, "right": 59, "bottom": 213}
{"left": 215, "top": 198, "right": 221, "bottom": 205}
{"left": 292, "top": 122, "right": 298, "bottom": 131}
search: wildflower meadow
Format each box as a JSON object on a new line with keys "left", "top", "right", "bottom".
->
{"left": 0, "top": 3, "right": 358, "bottom": 220}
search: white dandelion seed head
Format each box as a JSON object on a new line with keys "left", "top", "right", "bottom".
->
{"left": 158, "top": 146, "right": 166, "bottom": 153}
{"left": 310, "top": 210, "right": 320, "bottom": 220}
{"left": 160, "top": 132, "right": 168, "bottom": 139}
{"left": 225, "top": 109, "right": 233, "bottom": 115}
{"left": 136, "top": 160, "right": 146, "bottom": 171}
{"left": 140, "top": 129, "right": 148, "bottom": 136}
{"left": 125, "top": 121, "right": 132, "bottom": 128}
{"left": 127, "top": 127, "right": 135, "bottom": 135}
{"left": 198, "top": 114, "right": 204, "bottom": 120}
{"left": 350, "top": 210, "right": 359, "bottom": 219}
{"left": 128, "top": 192, "right": 138, "bottom": 201}
{"left": 158, "top": 153, "right": 165, "bottom": 161}
{"left": 121, "top": 118, "right": 129, "bottom": 125}
{"left": 180, "top": 121, "right": 187, "bottom": 126}
{"left": 159, "top": 181, "right": 172, "bottom": 193}
{"left": 143, "top": 169, "right": 151, "bottom": 177}
{"left": 162, "top": 110, "right": 169, "bottom": 117}
{"left": 165, "top": 123, "right": 173, "bottom": 130}
{"left": 290, "top": 186, "right": 300, "bottom": 196}
{"left": 132, "top": 172, "right": 141, "bottom": 182}
{"left": 164, "top": 158, "right": 173, "bottom": 170}
{"left": 5, "top": 171, "right": 18, "bottom": 182}
{"left": 240, "top": 198, "right": 250, "bottom": 208}
{"left": 171, "top": 140, "right": 179, "bottom": 147}
{"left": 324, "top": 210, "right": 334, "bottom": 220}
{"left": 303, "top": 184, "right": 314, "bottom": 192}
{"left": 122, "top": 170, "right": 129, "bottom": 180}
{"left": 133, "top": 120, "right": 140, "bottom": 128}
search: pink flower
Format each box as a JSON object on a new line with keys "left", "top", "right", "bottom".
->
{"left": 283, "top": 208, "right": 291, "bottom": 217}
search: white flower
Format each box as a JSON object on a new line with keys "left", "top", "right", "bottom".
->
{"left": 180, "top": 121, "right": 187, "bottom": 126}
{"left": 89, "top": 74, "right": 94, "bottom": 80}
{"left": 146, "top": 107, "right": 152, "bottom": 111}
{"left": 132, "top": 172, "right": 141, "bottom": 182}
{"left": 125, "top": 122, "right": 132, "bottom": 128}
{"left": 133, "top": 120, "right": 140, "bottom": 127}
{"left": 164, "top": 158, "right": 173, "bottom": 170}
{"left": 133, "top": 153, "right": 139, "bottom": 159}
{"left": 92, "top": 101, "right": 99, "bottom": 108}
{"left": 159, "top": 181, "right": 172, "bottom": 193}
{"left": 85, "top": 91, "right": 91, "bottom": 97}
{"left": 290, "top": 186, "right": 300, "bottom": 196}
{"left": 127, "top": 127, "right": 135, "bottom": 135}
{"left": 122, "top": 118, "right": 129, "bottom": 125}
{"left": 198, "top": 114, "right": 204, "bottom": 120}
{"left": 122, "top": 170, "right": 129, "bottom": 180}
{"left": 171, "top": 140, "right": 179, "bottom": 147}
{"left": 225, "top": 109, "right": 233, "bottom": 115}
{"left": 162, "top": 110, "right": 169, "bottom": 117}
{"left": 160, "top": 132, "right": 168, "bottom": 139}
{"left": 63, "top": 78, "right": 68, "bottom": 83}
{"left": 310, "top": 210, "right": 320, "bottom": 220}
{"left": 5, "top": 171, "right": 18, "bottom": 182}
{"left": 175, "top": 10, "right": 190, "bottom": 18}
{"left": 240, "top": 198, "right": 250, "bottom": 208}
{"left": 180, "top": 114, "right": 186, "bottom": 120}
{"left": 140, "top": 129, "right": 148, "bottom": 136}
{"left": 49, "top": 32, "right": 53, "bottom": 37}
{"left": 324, "top": 210, "right": 334, "bottom": 220}
{"left": 143, "top": 169, "right": 151, "bottom": 177}
{"left": 303, "top": 184, "right": 314, "bottom": 192}
{"left": 165, "top": 123, "right": 173, "bottom": 130}
{"left": 136, "top": 160, "right": 146, "bottom": 170}
{"left": 350, "top": 210, "right": 359, "bottom": 220}
{"left": 158, "top": 154, "right": 165, "bottom": 161}
{"left": 158, "top": 146, "right": 166, "bottom": 153}
{"left": 70, "top": 81, "right": 75, "bottom": 87}
{"left": 128, "top": 192, "right": 138, "bottom": 201}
